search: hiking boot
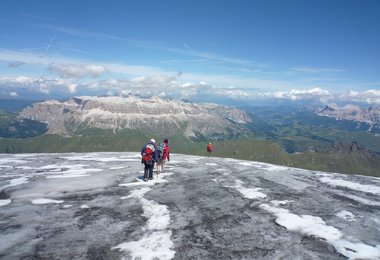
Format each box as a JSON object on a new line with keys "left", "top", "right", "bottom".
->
{"left": 148, "top": 177, "right": 153, "bottom": 180}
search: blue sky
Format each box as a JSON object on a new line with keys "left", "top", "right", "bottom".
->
{"left": 0, "top": 0, "right": 379, "bottom": 104}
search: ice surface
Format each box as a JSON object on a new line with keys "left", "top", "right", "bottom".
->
{"left": 0, "top": 152, "right": 379, "bottom": 259}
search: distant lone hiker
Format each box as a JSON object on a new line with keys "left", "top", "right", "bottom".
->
{"left": 156, "top": 139, "right": 170, "bottom": 176}
{"left": 141, "top": 138, "right": 158, "bottom": 181}
{"left": 207, "top": 142, "right": 213, "bottom": 157}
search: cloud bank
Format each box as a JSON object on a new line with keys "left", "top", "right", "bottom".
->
{"left": 1, "top": 73, "right": 380, "bottom": 106}
{"left": 1, "top": 49, "right": 379, "bottom": 105}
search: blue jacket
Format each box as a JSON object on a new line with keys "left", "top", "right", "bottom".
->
{"left": 141, "top": 141, "right": 158, "bottom": 162}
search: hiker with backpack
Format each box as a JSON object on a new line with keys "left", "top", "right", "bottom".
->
{"left": 207, "top": 142, "right": 212, "bottom": 157}
{"left": 156, "top": 139, "right": 170, "bottom": 175}
{"left": 141, "top": 138, "right": 158, "bottom": 181}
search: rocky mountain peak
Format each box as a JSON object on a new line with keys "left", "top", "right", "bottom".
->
{"left": 320, "top": 105, "right": 336, "bottom": 113}
{"left": 317, "top": 104, "right": 380, "bottom": 129}
{"left": 18, "top": 95, "right": 251, "bottom": 139}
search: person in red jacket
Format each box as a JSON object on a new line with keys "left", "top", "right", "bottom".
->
{"left": 207, "top": 142, "right": 212, "bottom": 157}
{"left": 156, "top": 139, "right": 170, "bottom": 175}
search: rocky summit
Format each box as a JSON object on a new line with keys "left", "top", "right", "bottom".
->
{"left": 1, "top": 152, "right": 380, "bottom": 259}
{"left": 18, "top": 96, "right": 251, "bottom": 138}
{"left": 317, "top": 104, "right": 380, "bottom": 129}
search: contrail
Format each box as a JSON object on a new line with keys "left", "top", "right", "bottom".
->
{"left": 46, "top": 34, "right": 57, "bottom": 51}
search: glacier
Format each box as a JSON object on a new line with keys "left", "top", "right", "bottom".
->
{"left": 0, "top": 152, "right": 380, "bottom": 259}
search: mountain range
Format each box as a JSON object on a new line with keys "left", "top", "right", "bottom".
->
{"left": 0, "top": 95, "right": 380, "bottom": 177}
{"left": 19, "top": 95, "right": 251, "bottom": 139}
{"left": 318, "top": 104, "right": 380, "bottom": 130}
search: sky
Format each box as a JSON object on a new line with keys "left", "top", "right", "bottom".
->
{"left": 0, "top": 0, "right": 380, "bottom": 105}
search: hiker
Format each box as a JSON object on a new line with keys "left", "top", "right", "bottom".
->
{"left": 207, "top": 142, "right": 212, "bottom": 156}
{"left": 141, "top": 138, "right": 158, "bottom": 181}
{"left": 156, "top": 139, "right": 170, "bottom": 175}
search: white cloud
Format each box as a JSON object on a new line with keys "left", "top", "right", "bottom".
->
{"left": 0, "top": 50, "right": 379, "bottom": 105}
{"left": 1, "top": 73, "right": 380, "bottom": 105}
{"left": 0, "top": 76, "right": 81, "bottom": 96}
{"left": 259, "top": 88, "right": 332, "bottom": 101}
{"left": 338, "top": 89, "right": 380, "bottom": 104}
{"left": 9, "top": 91, "right": 18, "bottom": 97}
{"left": 48, "top": 63, "right": 106, "bottom": 78}
{"left": 67, "top": 83, "right": 78, "bottom": 93}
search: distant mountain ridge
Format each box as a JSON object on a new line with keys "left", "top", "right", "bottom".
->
{"left": 317, "top": 104, "right": 380, "bottom": 130}
{"left": 1, "top": 99, "right": 380, "bottom": 176}
{"left": 19, "top": 95, "right": 251, "bottom": 139}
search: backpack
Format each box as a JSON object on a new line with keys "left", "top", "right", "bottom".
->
{"left": 157, "top": 143, "right": 166, "bottom": 160}
{"left": 143, "top": 143, "right": 155, "bottom": 162}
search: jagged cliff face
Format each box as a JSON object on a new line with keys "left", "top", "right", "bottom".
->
{"left": 18, "top": 96, "right": 251, "bottom": 138}
{"left": 317, "top": 104, "right": 380, "bottom": 128}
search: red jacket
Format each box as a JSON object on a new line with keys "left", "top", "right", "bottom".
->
{"left": 207, "top": 143, "right": 212, "bottom": 152}
{"left": 163, "top": 145, "right": 170, "bottom": 160}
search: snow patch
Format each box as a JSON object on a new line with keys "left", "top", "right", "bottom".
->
{"left": 32, "top": 199, "right": 64, "bottom": 204}
{"left": 81, "top": 204, "right": 90, "bottom": 209}
{"left": 1, "top": 176, "right": 29, "bottom": 190}
{"left": 270, "top": 200, "right": 293, "bottom": 206}
{"left": 112, "top": 231, "right": 174, "bottom": 260}
{"left": 237, "top": 161, "right": 254, "bottom": 167}
{"left": 229, "top": 180, "right": 267, "bottom": 200}
{"left": 115, "top": 186, "right": 174, "bottom": 259}
{"left": 119, "top": 172, "right": 172, "bottom": 187}
{"left": 205, "top": 163, "right": 218, "bottom": 166}
{"left": 110, "top": 166, "right": 128, "bottom": 170}
{"left": 0, "top": 199, "right": 11, "bottom": 207}
{"left": 44, "top": 166, "right": 102, "bottom": 178}
{"left": 251, "top": 161, "right": 289, "bottom": 171}
{"left": 320, "top": 176, "right": 380, "bottom": 195}
{"left": 260, "top": 204, "right": 380, "bottom": 259}
{"left": 60, "top": 154, "right": 140, "bottom": 162}
{"left": 336, "top": 210, "right": 357, "bottom": 222}
{"left": 46, "top": 173, "right": 91, "bottom": 179}
{"left": 336, "top": 192, "right": 380, "bottom": 206}
{"left": 0, "top": 158, "right": 28, "bottom": 165}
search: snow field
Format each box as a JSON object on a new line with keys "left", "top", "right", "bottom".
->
{"left": 1, "top": 152, "right": 380, "bottom": 259}
{"left": 115, "top": 175, "right": 175, "bottom": 260}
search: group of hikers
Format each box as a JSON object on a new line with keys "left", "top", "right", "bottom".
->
{"left": 140, "top": 139, "right": 213, "bottom": 181}
{"left": 141, "top": 138, "right": 170, "bottom": 181}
